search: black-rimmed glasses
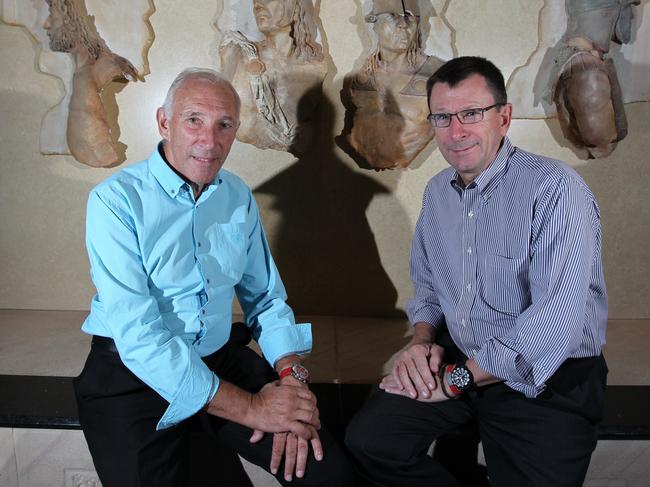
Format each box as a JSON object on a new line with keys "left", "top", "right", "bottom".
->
{"left": 427, "top": 103, "right": 505, "bottom": 128}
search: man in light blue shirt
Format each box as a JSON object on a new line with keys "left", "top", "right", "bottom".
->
{"left": 74, "top": 67, "right": 353, "bottom": 486}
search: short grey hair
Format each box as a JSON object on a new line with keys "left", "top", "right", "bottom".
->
{"left": 162, "top": 67, "right": 241, "bottom": 118}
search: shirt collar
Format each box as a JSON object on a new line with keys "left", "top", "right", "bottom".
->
{"left": 148, "top": 142, "right": 222, "bottom": 199}
{"left": 449, "top": 136, "right": 514, "bottom": 199}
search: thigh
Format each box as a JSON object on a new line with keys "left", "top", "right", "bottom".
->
{"left": 346, "top": 387, "right": 474, "bottom": 463}
{"left": 74, "top": 347, "right": 189, "bottom": 487}
{"left": 203, "top": 341, "right": 277, "bottom": 393}
{"left": 216, "top": 420, "right": 356, "bottom": 486}
{"left": 202, "top": 345, "right": 356, "bottom": 485}
{"left": 476, "top": 358, "right": 606, "bottom": 487}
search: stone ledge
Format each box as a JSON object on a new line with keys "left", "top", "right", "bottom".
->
{"left": 2, "top": 376, "right": 650, "bottom": 441}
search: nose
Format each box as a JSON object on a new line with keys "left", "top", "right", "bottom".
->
{"left": 43, "top": 15, "right": 51, "bottom": 29}
{"left": 448, "top": 116, "right": 467, "bottom": 139}
{"left": 396, "top": 15, "right": 408, "bottom": 28}
{"left": 197, "top": 125, "right": 218, "bottom": 150}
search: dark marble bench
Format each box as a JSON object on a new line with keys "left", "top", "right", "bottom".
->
{"left": 2, "top": 375, "right": 649, "bottom": 440}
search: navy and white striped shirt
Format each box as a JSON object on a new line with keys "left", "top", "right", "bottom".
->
{"left": 406, "top": 137, "right": 607, "bottom": 398}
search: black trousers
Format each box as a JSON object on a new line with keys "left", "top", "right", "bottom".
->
{"left": 74, "top": 329, "right": 354, "bottom": 487}
{"left": 345, "top": 354, "right": 608, "bottom": 487}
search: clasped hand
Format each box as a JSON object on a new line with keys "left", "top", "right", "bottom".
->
{"left": 380, "top": 339, "right": 449, "bottom": 402}
{"left": 249, "top": 378, "right": 323, "bottom": 481}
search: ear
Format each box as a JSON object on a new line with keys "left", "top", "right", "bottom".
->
{"left": 156, "top": 107, "right": 170, "bottom": 141}
{"left": 498, "top": 103, "right": 513, "bottom": 135}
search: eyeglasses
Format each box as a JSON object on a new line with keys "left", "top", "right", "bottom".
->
{"left": 427, "top": 103, "right": 504, "bottom": 128}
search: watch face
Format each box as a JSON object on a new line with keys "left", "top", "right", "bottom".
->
{"left": 449, "top": 366, "right": 472, "bottom": 390}
{"left": 292, "top": 364, "right": 310, "bottom": 383}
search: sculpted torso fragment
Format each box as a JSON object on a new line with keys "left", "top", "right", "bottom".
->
{"left": 508, "top": 0, "right": 646, "bottom": 159}
{"left": 219, "top": 0, "right": 328, "bottom": 155}
{"left": 341, "top": 0, "right": 444, "bottom": 170}
{"left": 45, "top": 0, "right": 139, "bottom": 167}
{"left": 1, "top": 0, "right": 151, "bottom": 167}
{"left": 550, "top": 0, "right": 640, "bottom": 158}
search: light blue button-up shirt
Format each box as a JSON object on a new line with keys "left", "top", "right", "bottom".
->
{"left": 82, "top": 145, "right": 311, "bottom": 429}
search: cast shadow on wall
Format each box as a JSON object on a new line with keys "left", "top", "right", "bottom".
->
{"left": 254, "top": 94, "right": 410, "bottom": 319}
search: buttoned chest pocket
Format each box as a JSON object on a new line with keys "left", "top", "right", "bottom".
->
{"left": 482, "top": 253, "right": 530, "bottom": 316}
{"left": 215, "top": 223, "right": 247, "bottom": 281}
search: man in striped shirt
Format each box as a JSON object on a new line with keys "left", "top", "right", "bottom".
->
{"left": 346, "top": 56, "right": 608, "bottom": 487}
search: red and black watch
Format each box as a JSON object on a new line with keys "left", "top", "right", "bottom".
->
{"left": 279, "top": 363, "right": 310, "bottom": 384}
{"left": 444, "top": 362, "right": 476, "bottom": 397}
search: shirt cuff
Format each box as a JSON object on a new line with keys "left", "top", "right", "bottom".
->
{"left": 156, "top": 354, "right": 217, "bottom": 430}
{"left": 473, "top": 339, "right": 545, "bottom": 398}
{"left": 405, "top": 303, "right": 445, "bottom": 329}
{"left": 258, "top": 323, "right": 312, "bottom": 368}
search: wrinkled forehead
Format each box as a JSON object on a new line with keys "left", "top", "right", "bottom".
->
{"left": 174, "top": 78, "right": 240, "bottom": 114}
{"left": 429, "top": 75, "right": 495, "bottom": 110}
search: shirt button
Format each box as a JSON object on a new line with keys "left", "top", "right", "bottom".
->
{"left": 467, "top": 247, "right": 472, "bottom": 255}
{"left": 466, "top": 283, "right": 472, "bottom": 291}
{"left": 461, "top": 319, "right": 466, "bottom": 326}
{"left": 206, "top": 279, "right": 211, "bottom": 284}
{"left": 197, "top": 242, "right": 202, "bottom": 247}
{"left": 201, "top": 309, "right": 206, "bottom": 315}
{"left": 468, "top": 211, "right": 474, "bottom": 218}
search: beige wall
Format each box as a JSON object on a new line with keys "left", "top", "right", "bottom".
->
{"left": 1, "top": 1, "right": 648, "bottom": 318}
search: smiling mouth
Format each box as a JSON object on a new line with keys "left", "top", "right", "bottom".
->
{"left": 192, "top": 156, "right": 216, "bottom": 164}
{"left": 450, "top": 143, "right": 478, "bottom": 154}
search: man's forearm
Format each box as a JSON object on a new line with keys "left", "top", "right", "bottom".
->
{"left": 205, "top": 379, "right": 253, "bottom": 425}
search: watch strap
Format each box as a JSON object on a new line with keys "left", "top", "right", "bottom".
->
{"left": 438, "top": 365, "right": 458, "bottom": 399}
{"left": 444, "top": 364, "right": 464, "bottom": 397}
{"left": 279, "top": 366, "right": 294, "bottom": 379}
{"left": 278, "top": 363, "right": 310, "bottom": 383}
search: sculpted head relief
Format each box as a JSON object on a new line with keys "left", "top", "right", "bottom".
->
{"left": 219, "top": 0, "right": 327, "bottom": 155}
{"left": 340, "top": 0, "right": 445, "bottom": 170}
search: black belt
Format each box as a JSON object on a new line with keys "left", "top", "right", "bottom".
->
{"left": 92, "top": 335, "right": 119, "bottom": 354}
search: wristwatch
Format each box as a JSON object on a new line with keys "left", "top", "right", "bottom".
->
{"left": 279, "top": 363, "right": 310, "bottom": 384}
{"left": 445, "top": 362, "right": 476, "bottom": 397}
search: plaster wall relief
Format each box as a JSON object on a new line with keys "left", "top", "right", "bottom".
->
{"left": 0, "top": 0, "right": 153, "bottom": 167}
{"left": 217, "top": 0, "right": 328, "bottom": 155}
{"left": 339, "top": 0, "right": 451, "bottom": 170}
{"left": 508, "top": 0, "right": 649, "bottom": 159}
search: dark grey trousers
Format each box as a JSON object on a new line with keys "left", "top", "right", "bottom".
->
{"left": 345, "top": 354, "right": 607, "bottom": 487}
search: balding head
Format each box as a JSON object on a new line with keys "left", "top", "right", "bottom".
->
{"left": 162, "top": 68, "right": 241, "bottom": 120}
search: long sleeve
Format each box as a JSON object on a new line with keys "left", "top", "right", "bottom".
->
{"left": 85, "top": 189, "right": 216, "bottom": 429}
{"left": 473, "top": 175, "right": 606, "bottom": 396}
